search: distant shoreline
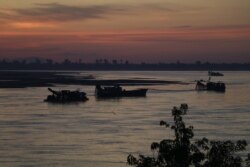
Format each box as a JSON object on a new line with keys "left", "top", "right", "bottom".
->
{"left": 1, "top": 69, "right": 250, "bottom": 71}
{"left": 0, "top": 71, "right": 187, "bottom": 88}
{"left": 1, "top": 61, "right": 250, "bottom": 71}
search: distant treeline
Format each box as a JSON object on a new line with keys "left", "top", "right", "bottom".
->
{"left": 0, "top": 58, "right": 250, "bottom": 71}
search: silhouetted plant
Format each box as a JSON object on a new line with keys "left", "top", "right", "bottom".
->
{"left": 127, "top": 104, "right": 249, "bottom": 167}
{"left": 246, "top": 154, "right": 250, "bottom": 167}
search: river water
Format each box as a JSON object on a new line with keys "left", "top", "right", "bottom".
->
{"left": 0, "top": 71, "right": 249, "bottom": 166}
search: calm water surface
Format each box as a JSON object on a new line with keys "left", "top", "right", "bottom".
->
{"left": 0, "top": 71, "right": 249, "bottom": 166}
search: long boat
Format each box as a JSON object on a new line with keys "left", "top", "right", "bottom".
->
{"left": 95, "top": 85, "right": 148, "bottom": 98}
{"left": 44, "top": 88, "right": 88, "bottom": 103}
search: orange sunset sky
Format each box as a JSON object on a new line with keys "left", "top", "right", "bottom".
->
{"left": 0, "top": 0, "right": 249, "bottom": 63}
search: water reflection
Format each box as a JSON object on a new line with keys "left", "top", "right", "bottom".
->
{"left": 0, "top": 71, "right": 249, "bottom": 167}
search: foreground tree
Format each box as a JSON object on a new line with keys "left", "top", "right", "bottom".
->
{"left": 127, "top": 104, "right": 249, "bottom": 167}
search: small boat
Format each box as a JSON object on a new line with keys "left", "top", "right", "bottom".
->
{"left": 195, "top": 80, "right": 226, "bottom": 92}
{"left": 95, "top": 85, "right": 148, "bottom": 98}
{"left": 44, "top": 88, "right": 88, "bottom": 103}
{"left": 208, "top": 71, "right": 224, "bottom": 76}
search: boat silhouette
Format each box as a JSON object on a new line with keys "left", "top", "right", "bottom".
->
{"left": 208, "top": 71, "right": 224, "bottom": 76}
{"left": 95, "top": 85, "right": 148, "bottom": 98}
{"left": 44, "top": 88, "right": 88, "bottom": 103}
{"left": 195, "top": 80, "right": 226, "bottom": 92}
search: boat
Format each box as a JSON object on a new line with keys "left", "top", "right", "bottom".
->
{"left": 95, "top": 85, "right": 148, "bottom": 98}
{"left": 44, "top": 88, "right": 88, "bottom": 103}
{"left": 208, "top": 71, "right": 224, "bottom": 76}
{"left": 195, "top": 80, "right": 226, "bottom": 92}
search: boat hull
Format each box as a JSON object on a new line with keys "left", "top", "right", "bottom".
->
{"left": 206, "top": 82, "right": 226, "bottom": 92}
{"left": 96, "top": 89, "right": 148, "bottom": 98}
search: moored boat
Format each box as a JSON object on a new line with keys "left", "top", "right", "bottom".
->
{"left": 208, "top": 71, "right": 224, "bottom": 76}
{"left": 95, "top": 85, "right": 148, "bottom": 98}
{"left": 44, "top": 88, "right": 88, "bottom": 103}
{"left": 195, "top": 80, "right": 226, "bottom": 92}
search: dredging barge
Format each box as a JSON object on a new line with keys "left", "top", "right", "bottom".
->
{"left": 44, "top": 88, "right": 88, "bottom": 103}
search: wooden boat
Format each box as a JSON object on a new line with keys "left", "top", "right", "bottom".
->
{"left": 95, "top": 85, "right": 148, "bottom": 98}
{"left": 44, "top": 88, "right": 88, "bottom": 103}
{"left": 208, "top": 71, "right": 224, "bottom": 76}
{"left": 195, "top": 80, "right": 226, "bottom": 92}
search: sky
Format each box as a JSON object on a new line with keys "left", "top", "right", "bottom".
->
{"left": 0, "top": 0, "right": 249, "bottom": 63}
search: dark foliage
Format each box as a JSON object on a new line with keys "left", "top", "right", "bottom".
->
{"left": 127, "top": 104, "right": 249, "bottom": 167}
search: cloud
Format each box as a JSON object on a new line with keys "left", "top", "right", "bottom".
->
{"left": 0, "top": 2, "right": 184, "bottom": 24}
{"left": 0, "top": 3, "right": 124, "bottom": 23}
